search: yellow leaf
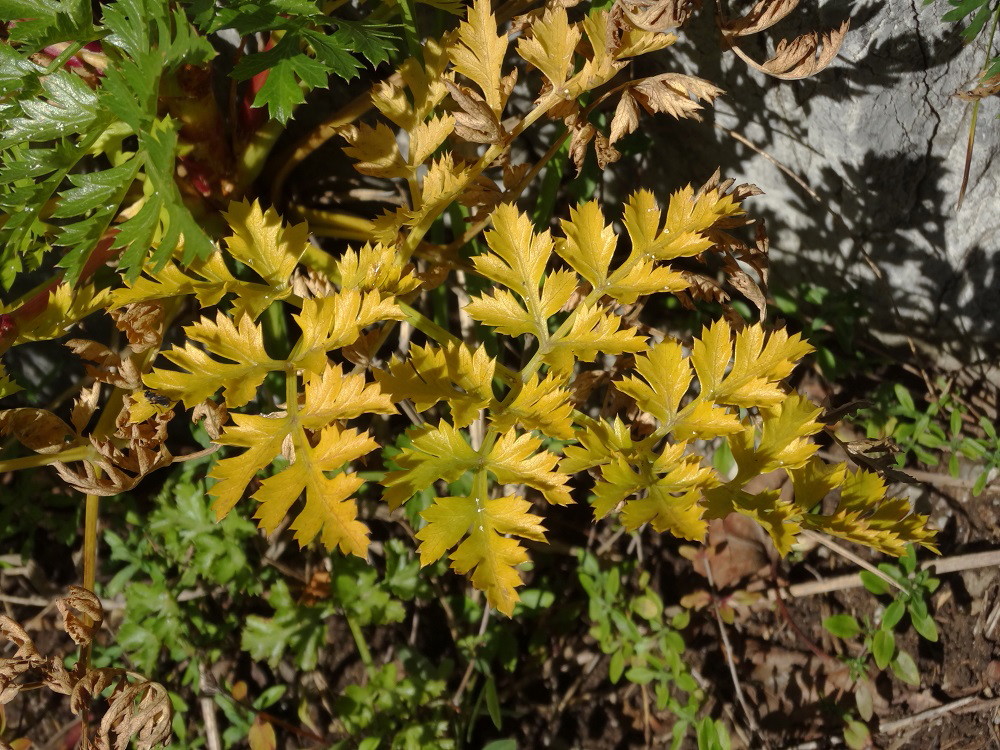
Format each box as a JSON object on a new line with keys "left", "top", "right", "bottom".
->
{"left": 615, "top": 339, "right": 691, "bottom": 427}
{"left": 690, "top": 318, "right": 732, "bottom": 397}
{"left": 692, "top": 319, "right": 812, "bottom": 407}
{"left": 622, "top": 186, "right": 745, "bottom": 262}
{"left": 382, "top": 422, "right": 480, "bottom": 509}
{"left": 476, "top": 203, "right": 553, "bottom": 294}
{"left": 789, "top": 457, "right": 847, "bottom": 509}
{"left": 672, "top": 398, "right": 742, "bottom": 440}
{"left": 491, "top": 373, "right": 575, "bottom": 440}
{"left": 253, "top": 425, "right": 375, "bottom": 556}
{"left": 657, "top": 184, "right": 743, "bottom": 260}
{"left": 591, "top": 444, "right": 713, "bottom": 540}
{"left": 407, "top": 153, "right": 473, "bottom": 236}
{"left": 221, "top": 199, "right": 307, "bottom": 290}
{"left": 12, "top": 282, "right": 110, "bottom": 344}
{"left": 622, "top": 189, "right": 663, "bottom": 259}
{"left": 803, "top": 468, "right": 937, "bottom": 555}
{"left": 208, "top": 411, "right": 291, "bottom": 520}
{"left": 373, "top": 39, "right": 452, "bottom": 131}
{"left": 291, "top": 291, "right": 403, "bottom": 374}
{"left": 341, "top": 122, "right": 409, "bottom": 178}
{"left": 248, "top": 717, "right": 277, "bottom": 750}
{"left": 560, "top": 416, "right": 639, "bottom": 474}
{"left": 615, "top": 29, "right": 678, "bottom": 58}
{"left": 464, "top": 288, "right": 536, "bottom": 337}
{"left": 145, "top": 312, "right": 281, "bottom": 408}
{"left": 336, "top": 243, "right": 422, "bottom": 296}
{"left": 729, "top": 393, "right": 823, "bottom": 482}
{"left": 557, "top": 200, "right": 616, "bottom": 291}
{"left": 703, "top": 485, "right": 803, "bottom": 555}
{"left": 408, "top": 114, "right": 456, "bottom": 167}
{"left": 607, "top": 258, "right": 688, "bottom": 303}
{"left": 208, "top": 405, "right": 376, "bottom": 556}
{"left": 488, "top": 430, "right": 572, "bottom": 505}
{"left": 450, "top": 0, "right": 509, "bottom": 115}
{"left": 467, "top": 204, "right": 574, "bottom": 341}
{"left": 0, "top": 364, "right": 22, "bottom": 398}
{"left": 375, "top": 342, "right": 495, "bottom": 428}
{"left": 114, "top": 201, "right": 307, "bottom": 321}
{"left": 577, "top": 11, "right": 624, "bottom": 90}
{"left": 722, "top": 325, "right": 813, "bottom": 406}
{"left": 543, "top": 302, "right": 645, "bottom": 372}
{"left": 624, "top": 486, "right": 705, "bottom": 539}
{"left": 517, "top": 7, "right": 581, "bottom": 89}
{"left": 299, "top": 364, "right": 396, "bottom": 427}
{"left": 417, "top": 493, "right": 545, "bottom": 616}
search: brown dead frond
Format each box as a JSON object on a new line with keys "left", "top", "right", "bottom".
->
{"left": 730, "top": 20, "right": 849, "bottom": 80}
{"left": 0, "top": 589, "right": 172, "bottom": 750}
{"left": 618, "top": 0, "right": 701, "bottom": 33}
{"left": 722, "top": 0, "right": 800, "bottom": 37}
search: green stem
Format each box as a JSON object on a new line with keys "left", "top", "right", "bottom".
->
{"left": 0, "top": 445, "right": 91, "bottom": 472}
{"left": 43, "top": 42, "right": 85, "bottom": 74}
{"left": 346, "top": 613, "right": 373, "bottom": 667}
{"left": 396, "top": 0, "right": 422, "bottom": 59}
{"left": 234, "top": 119, "right": 287, "bottom": 198}
{"left": 958, "top": 2, "right": 1000, "bottom": 207}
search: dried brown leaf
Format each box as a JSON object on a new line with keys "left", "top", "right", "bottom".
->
{"left": 56, "top": 586, "right": 103, "bottom": 648}
{"left": 956, "top": 73, "right": 1000, "bottom": 101}
{"left": 631, "top": 73, "right": 723, "bottom": 122}
{"left": 445, "top": 80, "right": 504, "bottom": 144}
{"left": 192, "top": 399, "right": 228, "bottom": 440}
{"left": 71, "top": 668, "right": 126, "bottom": 716}
{"left": 97, "top": 679, "right": 172, "bottom": 750}
{"left": 0, "top": 616, "right": 38, "bottom": 660}
{"left": 609, "top": 90, "right": 640, "bottom": 145}
{"left": 722, "top": 0, "right": 799, "bottom": 37}
{"left": 618, "top": 0, "right": 700, "bottom": 33}
{"left": 109, "top": 302, "right": 164, "bottom": 354}
{"left": 0, "top": 409, "right": 76, "bottom": 454}
{"left": 593, "top": 131, "right": 621, "bottom": 169}
{"left": 502, "top": 161, "right": 532, "bottom": 190}
{"left": 569, "top": 120, "right": 596, "bottom": 172}
{"left": 71, "top": 383, "right": 102, "bottom": 435}
{"left": 66, "top": 339, "right": 142, "bottom": 390}
{"left": 736, "top": 20, "right": 849, "bottom": 80}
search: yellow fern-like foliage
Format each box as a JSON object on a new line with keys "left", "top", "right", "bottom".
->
{"left": 0, "top": 0, "right": 934, "bottom": 621}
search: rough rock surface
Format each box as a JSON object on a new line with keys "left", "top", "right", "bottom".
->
{"left": 622, "top": 0, "right": 999, "bottom": 369}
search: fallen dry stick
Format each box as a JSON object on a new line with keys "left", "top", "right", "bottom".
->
{"left": 766, "top": 549, "right": 1000, "bottom": 601}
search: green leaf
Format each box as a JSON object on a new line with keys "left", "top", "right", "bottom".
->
{"left": 872, "top": 628, "right": 895, "bottom": 669}
{"left": 894, "top": 383, "right": 915, "bottom": 413}
{"left": 484, "top": 675, "right": 502, "bottom": 729}
{"left": 859, "top": 570, "right": 890, "bottom": 596}
{"left": 625, "top": 666, "right": 656, "bottom": 685}
{"left": 882, "top": 599, "right": 905, "bottom": 630}
{"left": 854, "top": 677, "right": 874, "bottom": 721}
{"left": 609, "top": 650, "right": 625, "bottom": 684}
{"left": 241, "top": 580, "right": 330, "bottom": 671}
{"left": 823, "top": 614, "right": 861, "bottom": 639}
{"left": 843, "top": 717, "right": 870, "bottom": 750}
{"left": 331, "top": 19, "right": 398, "bottom": 66}
{"left": 890, "top": 649, "right": 920, "bottom": 685}
{"left": 910, "top": 609, "right": 938, "bottom": 642}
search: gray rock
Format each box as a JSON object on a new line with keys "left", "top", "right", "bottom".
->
{"left": 625, "top": 0, "right": 999, "bottom": 369}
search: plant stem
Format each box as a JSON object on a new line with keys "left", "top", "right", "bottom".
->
{"left": 346, "top": 613, "right": 373, "bottom": 667}
{"left": 234, "top": 118, "right": 286, "bottom": 198}
{"left": 0, "top": 445, "right": 92, "bottom": 472}
{"left": 958, "top": 2, "right": 1000, "bottom": 207}
{"left": 43, "top": 42, "right": 85, "bottom": 74}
